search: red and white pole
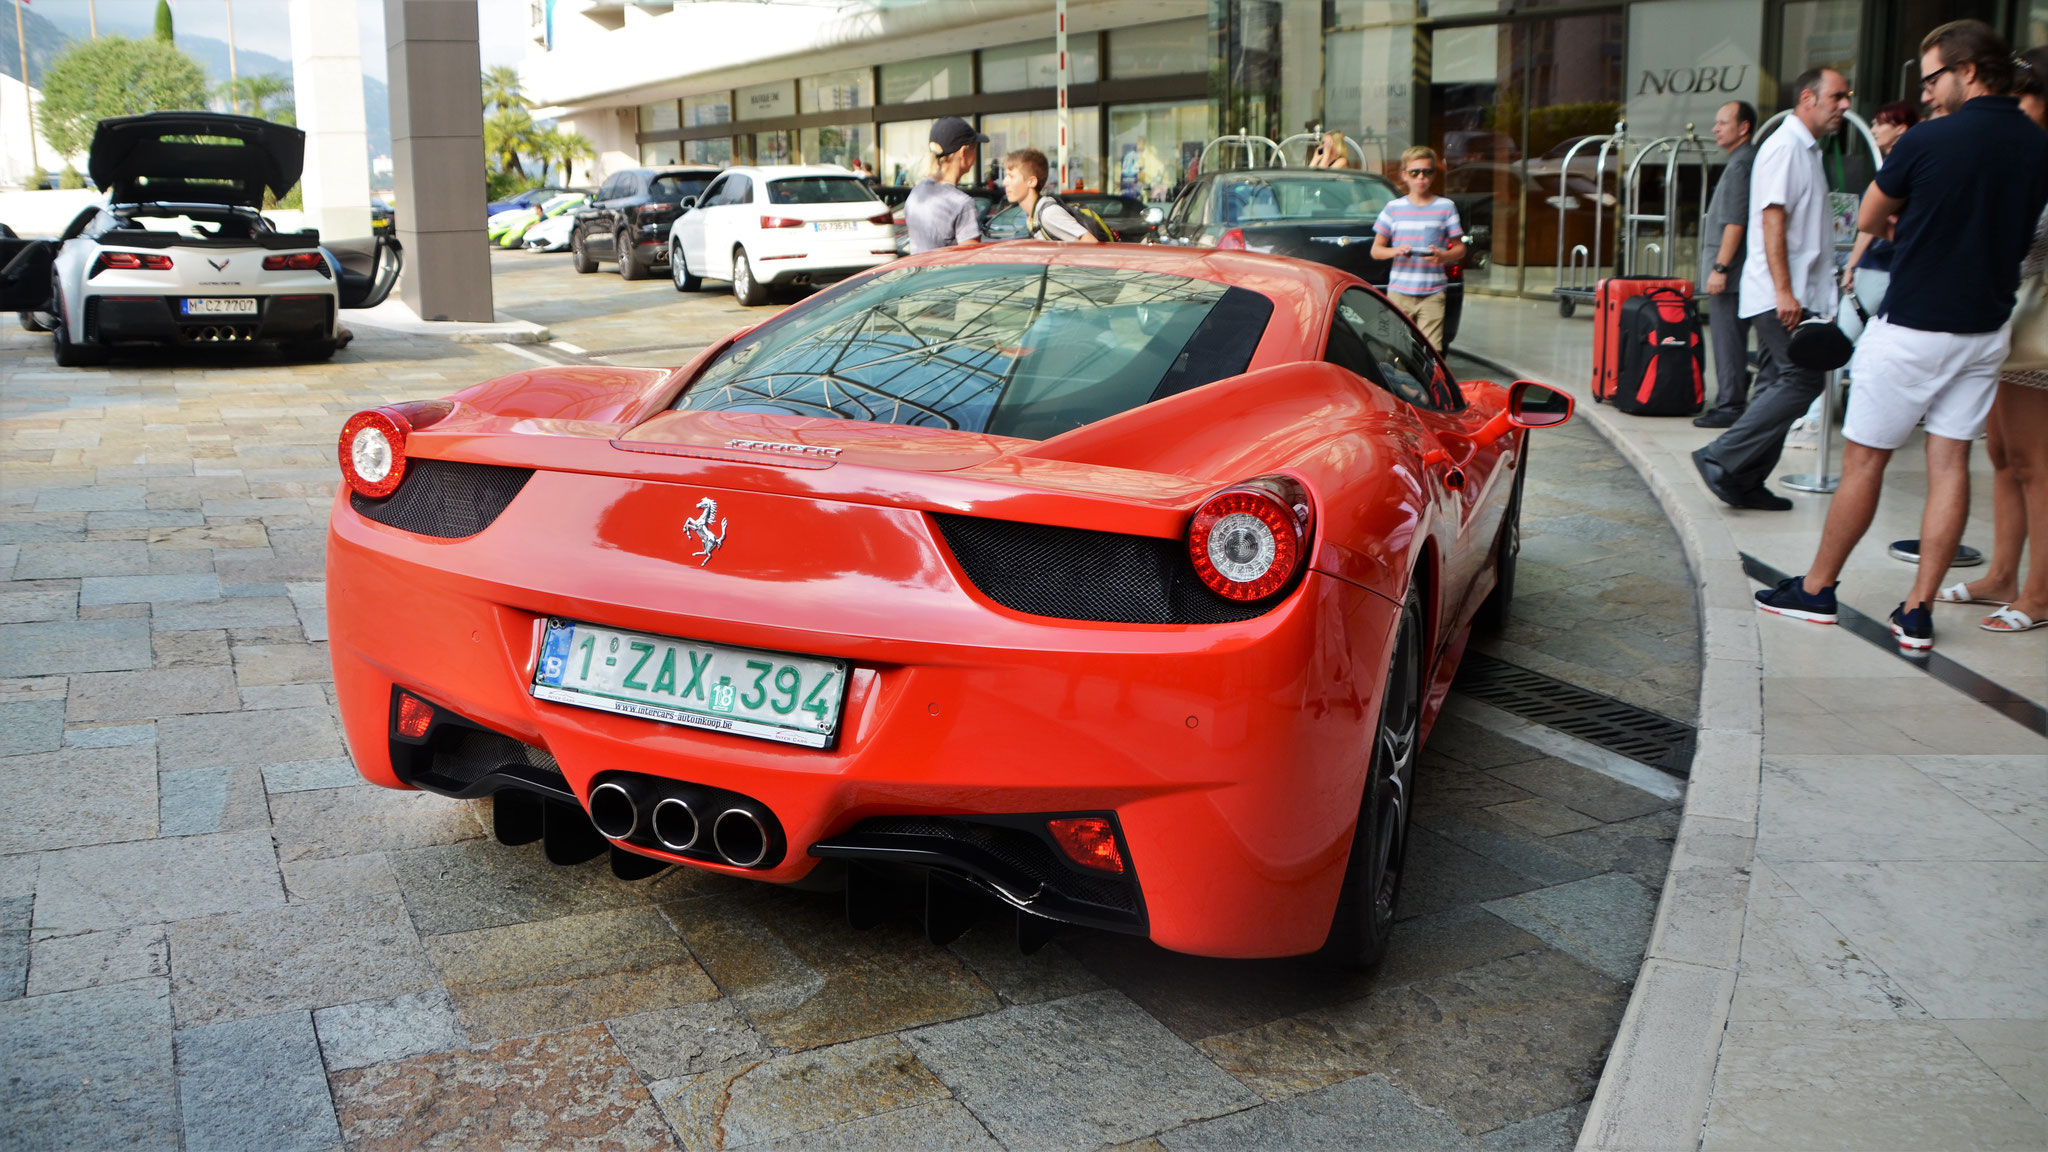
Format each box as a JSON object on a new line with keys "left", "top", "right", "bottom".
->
{"left": 1056, "top": 0, "right": 1069, "bottom": 190}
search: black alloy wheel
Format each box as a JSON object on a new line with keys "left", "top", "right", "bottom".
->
{"left": 732, "top": 247, "right": 766, "bottom": 306}
{"left": 617, "top": 232, "right": 647, "bottom": 280}
{"left": 1322, "top": 586, "right": 1423, "bottom": 969}
{"left": 1474, "top": 437, "right": 1526, "bottom": 633}
{"left": 571, "top": 228, "right": 597, "bottom": 274}
{"left": 671, "top": 242, "right": 700, "bottom": 292}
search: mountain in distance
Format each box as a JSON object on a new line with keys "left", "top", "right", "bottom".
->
{"left": 0, "top": 5, "right": 73, "bottom": 84}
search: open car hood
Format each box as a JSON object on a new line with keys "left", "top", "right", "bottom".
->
{"left": 89, "top": 112, "right": 304, "bottom": 207}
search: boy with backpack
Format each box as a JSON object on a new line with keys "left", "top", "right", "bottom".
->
{"left": 1001, "top": 149, "right": 1107, "bottom": 243}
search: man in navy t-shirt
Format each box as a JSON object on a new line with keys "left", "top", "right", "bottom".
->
{"left": 1756, "top": 19, "right": 2048, "bottom": 651}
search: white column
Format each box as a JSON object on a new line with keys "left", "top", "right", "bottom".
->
{"left": 288, "top": 0, "right": 373, "bottom": 241}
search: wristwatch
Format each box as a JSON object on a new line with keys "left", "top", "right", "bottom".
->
{"left": 1712, "top": 263, "right": 1730, "bottom": 274}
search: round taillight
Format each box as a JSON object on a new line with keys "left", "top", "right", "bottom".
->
{"left": 339, "top": 409, "right": 408, "bottom": 499}
{"left": 1187, "top": 483, "right": 1309, "bottom": 602}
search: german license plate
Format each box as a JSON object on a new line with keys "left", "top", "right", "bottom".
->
{"left": 531, "top": 618, "right": 847, "bottom": 748}
{"left": 812, "top": 220, "right": 856, "bottom": 233}
{"left": 181, "top": 297, "right": 257, "bottom": 316}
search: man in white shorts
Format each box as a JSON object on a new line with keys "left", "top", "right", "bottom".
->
{"left": 1753, "top": 19, "right": 2048, "bottom": 650}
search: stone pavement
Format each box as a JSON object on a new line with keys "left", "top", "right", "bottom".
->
{"left": 4, "top": 260, "right": 1694, "bottom": 1151}
{"left": 1454, "top": 294, "right": 2048, "bottom": 1152}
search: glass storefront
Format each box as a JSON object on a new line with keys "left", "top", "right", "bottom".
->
{"left": 982, "top": 37, "right": 1101, "bottom": 91}
{"left": 684, "top": 138, "right": 732, "bottom": 167}
{"left": 802, "top": 69, "right": 873, "bottom": 114}
{"left": 1108, "top": 101, "right": 1215, "bottom": 203}
{"left": 1110, "top": 18, "right": 1209, "bottom": 78}
{"left": 638, "top": 100, "right": 679, "bottom": 134}
{"left": 982, "top": 108, "right": 1102, "bottom": 191}
{"left": 639, "top": 140, "right": 681, "bottom": 165}
{"left": 881, "top": 119, "right": 937, "bottom": 187}
{"left": 751, "top": 131, "right": 794, "bottom": 165}
{"left": 684, "top": 93, "right": 731, "bottom": 128}
{"left": 736, "top": 80, "right": 796, "bottom": 122}
{"left": 881, "top": 53, "right": 973, "bottom": 104}
{"left": 800, "top": 123, "right": 876, "bottom": 171}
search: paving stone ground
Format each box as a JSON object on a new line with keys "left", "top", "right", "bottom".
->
{"left": 0, "top": 254, "right": 1696, "bottom": 1151}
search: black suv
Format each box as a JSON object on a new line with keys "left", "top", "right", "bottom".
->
{"left": 571, "top": 166, "right": 719, "bottom": 280}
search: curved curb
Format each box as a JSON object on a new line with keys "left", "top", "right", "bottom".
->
{"left": 1459, "top": 351, "right": 1759, "bottom": 1152}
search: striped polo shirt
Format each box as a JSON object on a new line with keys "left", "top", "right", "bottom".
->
{"left": 1373, "top": 195, "right": 1464, "bottom": 297}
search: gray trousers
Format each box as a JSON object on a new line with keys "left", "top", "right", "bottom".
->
{"left": 1706, "top": 291, "right": 1753, "bottom": 415}
{"left": 1698, "top": 310, "right": 1823, "bottom": 493}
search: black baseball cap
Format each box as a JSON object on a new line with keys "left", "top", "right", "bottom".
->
{"left": 929, "top": 116, "right": 989, "bottom": 155}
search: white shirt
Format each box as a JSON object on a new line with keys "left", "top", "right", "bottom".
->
{"left": 1738, "top": 114, "right": 1834, "bottom": 320}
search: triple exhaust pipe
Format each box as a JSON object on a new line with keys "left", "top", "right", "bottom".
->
{"left": 587, "top": 776, "right": 780, "bottom": 869}
{"left": 188, "top": 325, "right": 254, "bottom": 343}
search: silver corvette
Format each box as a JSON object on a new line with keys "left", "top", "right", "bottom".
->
{"left": 0, "top": 111, "right": 400, "bottom": 366}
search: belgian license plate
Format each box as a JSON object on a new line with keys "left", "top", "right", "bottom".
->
{"left": 813, "top": 220, "right": 856, "bottom": 233}
{"left": 181, "top": 297, "right": 257, "bottom": 316}
{"left": 531, "top": 618, "right": 847, "bottom": 748}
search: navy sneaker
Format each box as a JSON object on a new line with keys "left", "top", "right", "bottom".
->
{"left": 1890, "top": 602, "right": 1934, "bottom": 651}
{"left": 1755, "top": 576, "right": 1838, "bottom": 624}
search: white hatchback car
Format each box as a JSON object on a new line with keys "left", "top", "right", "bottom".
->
{"left": 668, "top": 165, "right": 896, "bottom": 305}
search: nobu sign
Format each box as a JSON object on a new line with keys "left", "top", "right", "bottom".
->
{"left": 1623, "top": 0, "right": 1762, "bottom": 138}
{"left": 1637, "top": 66, "right": 1750, "bottom": 96}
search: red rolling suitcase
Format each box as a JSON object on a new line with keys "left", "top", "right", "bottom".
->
{"left": 1592, "top": 276, "right": 1697, "bottom": 405}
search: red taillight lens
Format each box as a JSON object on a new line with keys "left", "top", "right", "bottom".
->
{"left": 1187, "top": 480, "right": 1311, "bottom": 602}
{"left": 760, "top": 215, "right": 805, "bottom": 229}
{"left": 263, "top": 252, "right": 326, "bottom": 271}
{"left": 1215, "top": 228, "right": 1247, "bottom": 251}
{"left": 1446, "top": 262, "right": 1463, "bottom": 280}
{"left": 93, "top": 252, "right": 173, "bottom": 274}
{"left": 339, "top": 408, "right": 409, "bottom": 499}
{"left": 866, "top": 211, "right": 892, "bottom": 225}
{"left": 1047, "top": 817, "right": 1125, "bottom": 874}
{"left": 396, "top": 692, "right": 436, "bottom": 739}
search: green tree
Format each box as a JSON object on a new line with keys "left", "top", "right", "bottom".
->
{"left": 58, "top": 164, "right": 85, "bottom": 189}
{"left": 532, "top": 126, "right": 593, "bottom": 185}
{"left": 154, "top": 0, "right": 174, "bottom": 42}
{"left": 37, "top": 36, "right": 211, "bottom": 158}
{"left": 484, "top": 104, "right": 542, "bottom": 182}
{"left": 482, "top": 64, "right": 527, "bottom": 114}
{"left": 220, "top": 74, "right": 294, "bottom": 125}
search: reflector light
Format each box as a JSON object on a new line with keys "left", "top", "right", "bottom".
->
{"left": 1047, "top": 817, "right": 1125, "bottom": 873}
{"left": 395, "top": 692, "right": 435, "bottom": 738}
{"left": 760, "top": 215, "right": 805, "bottom": 229}
{"left": 1216, "top": 228, "right": 1247, "bottom": 251}
{"left": 1187, "top": 482, "right": 1309, "bottom": 602}
{"left": 263, "top": 252, "right": 327, "bottom": 271}
{"left": 338, "top": 408, "right": 409, "bottom": 499}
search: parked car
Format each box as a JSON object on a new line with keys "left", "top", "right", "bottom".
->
{"left": 571, "top": 166, "right": 719, "bottom": 280}
{"left": 669, "top": 165, "right": 895, "bottom": 305}
{"left": 487, "top": 185, "right": 587, "bottom": 216}
{"left": 324, "top": 243, "right": 1572, "bottom": 966}
{"left": 1153, "top": 167, "right": 1463, "bottom": 347}
{"left": 0, "top": 111, "right": 401, "bottom": 365}
{"left": 982, "top": 192, "right": 1159, "bottom": 243}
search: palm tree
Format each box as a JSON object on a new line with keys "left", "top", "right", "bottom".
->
{"left": 221, "top": 74, "right": 293, "bottom": 125}
{"left": 484, "top": 105, "right": 541, "bottom": 181}
{"left": 533, "top": 127, "right": 594, "bottom": 185}
{"left": 482, "top": 65, "right": 527, "bottom": 114}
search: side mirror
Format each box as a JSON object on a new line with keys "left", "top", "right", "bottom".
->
{"left": 1144, "top": 206, "right": 1164, "bottom": 226}
{"left": 679, "top": 196, "right": 697, "bottom": 211}
{"left": 1507, "top": 380, "right": 1573, "bottom": 428}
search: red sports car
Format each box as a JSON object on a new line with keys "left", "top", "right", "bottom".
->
{"left": 325, "top": 243, "right": 1570, "bottom": 965}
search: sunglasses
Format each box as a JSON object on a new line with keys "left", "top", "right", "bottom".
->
{"left": 1406, "top": 167, "right": 1436, "bottom": 177}
{"left": 1920, "top": 64, "right": 1953, "bottom": 90}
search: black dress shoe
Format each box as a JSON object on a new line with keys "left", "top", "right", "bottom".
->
{"left": 1692, "top": 448, "right": 1747, "bottom": 508}
{"left": 1693, "top": 409, "right": 1740, "bottom": 429}
{"left": 1739, "top": 487, "right": 1794, "bottom": 511}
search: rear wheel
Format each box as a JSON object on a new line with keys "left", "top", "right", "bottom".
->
{"left": 617, "top": 232, "right": 647, "bottom": 280}
{"left": 50, "top": 285, "right": 105, "bottom": 367}
{"left": 732, "top": 247, "right": 767, "bottom": 306}
{"left": 671, "top": 243, "right": 700, "bottom": 292}
{"left": 571, "top": 229, "right": 598, "bottom": 274}
{"left": 1322, "top": 587, "right": 1423, "bottom": 970}
{"left": 1474, "top": 439, "right": 1526, "bottom": 634}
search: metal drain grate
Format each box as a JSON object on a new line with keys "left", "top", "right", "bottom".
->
{"left": 1453, "top": 652, "right": 1695, "bottom": 778}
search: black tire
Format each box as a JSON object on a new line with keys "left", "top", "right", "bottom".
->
{"left": 1322, "top": 587, "right": 1424, "bottom": 970}
{"left": 732, "top": 247, "right": 767, "bottom": 306}
{"left": 617, "top": 232, "right": 647, "bottom": 280}
{"left": 671, "top": 243, "right": 701, "bottom": 292}
{"left": 50, "top": 286, "right": 105, "bottom": 367}
{"left": 1474, "top": 439, "right": 1526, "bottom": 634}
{"left": 1558, "top": 297, "right": 1576, "bottom": 318}
{"left": 571, "top": 228, "right": 598, "bottom": 274}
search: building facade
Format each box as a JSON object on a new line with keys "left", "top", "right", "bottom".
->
{"left": 523, "top": 0, "right": 2048, "bottom": 299}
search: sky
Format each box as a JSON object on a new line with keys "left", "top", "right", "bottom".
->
{"left": 24, "top": 0, "right": 533, "bottom": 81}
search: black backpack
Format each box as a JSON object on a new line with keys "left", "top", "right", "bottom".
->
{"left": 1029, "top": 194, "right": 1117, "bottom": 243}
{"left": 1612, "top": 288, "right": 1704, "bottom": 416}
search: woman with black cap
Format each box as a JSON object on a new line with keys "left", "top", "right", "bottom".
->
{"left": 905, "top": 116, "right": 988, "bottom": 254}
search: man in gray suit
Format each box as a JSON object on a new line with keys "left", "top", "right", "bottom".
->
{"left": 1694, "top": 100, "right": 1759, "bottom": 428}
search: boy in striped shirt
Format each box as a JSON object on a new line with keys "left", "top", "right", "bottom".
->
{"left": 1370, "top": 146, "right": 1466, "bottom": 347}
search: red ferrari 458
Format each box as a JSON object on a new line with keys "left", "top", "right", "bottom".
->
{"left": 326, "top": 242, "right": 1571, "bottom": 965}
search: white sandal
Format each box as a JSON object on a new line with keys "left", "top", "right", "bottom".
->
{"left": 1939, "top": 581, "right": 2007, "bottom": 606}
{"left": 1980, "top": 606, "right": 2045, "bottom": 633}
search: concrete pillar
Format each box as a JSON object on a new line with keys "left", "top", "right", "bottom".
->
{"left": 384, "top": 0, "right": 492, "bottom": 322}
{"left": 288, "top": 0, "right": 373, "bottom": 242}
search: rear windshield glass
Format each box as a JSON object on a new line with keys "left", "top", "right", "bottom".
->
{"left": 767, "top": 177, "right": 880, "bottom": 205}
{"left": 648, "top": 175, "right": 711, "bottom": 202}
{"left": 675, "top": 264, "right": 1273, "bottom": 440}
{"left": 1215, "top": 173, "right": 1395, "bottom": 225}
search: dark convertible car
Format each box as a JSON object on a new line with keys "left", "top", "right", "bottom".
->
{"left": 1153, "top": 168, "right": 1462, "bottom": 347}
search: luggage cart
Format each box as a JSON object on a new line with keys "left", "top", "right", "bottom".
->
{"left": 1551, "top": 124, "right": 1627, "bottom": 318}
{"left": 1620, "top": 127, "right": 1714, "bottom": 285}
{"left": 1197, "top": 133, "right": 1287, "bottom": 176}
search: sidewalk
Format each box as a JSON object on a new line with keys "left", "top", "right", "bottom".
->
{"left": 1456, "top": 294, "right": 2048, "bottom": 1151}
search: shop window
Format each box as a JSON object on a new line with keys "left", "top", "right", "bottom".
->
{"left": 882, "top": 53, "right": 973, "bottom": 105}
{"left": 981, "top": 38, "right": 1101, "bottom": 92}
{"left": 685, "top": 93, "right": 732, "bottom": 127}
{"left": 684, "top": 138, "right": 733, "bottom": 167}
{"left": 639, "top": 140, "right": 681, "bottom": 165}
{"left": 638, "top": 101, "right": 680, "bottom": 134}
{"left": 737, "top": 80, "right": 796, "bottom": 123}
{"left": 802, "top": 69, "right": 874, "bottom": 113}
{"left": 800, "top": 124, "right": 876, "bottom": 172}
{"left": 981, "top": 108, "right": 1101, "bottom": 191}
{"left": 1109, "top": 18, "right": 1207, "bottom": 79}
{"left": 880, "top": 120, "right": 935, "bottom": 187}
{"left": 1777, "top": 0, "right": 1859, "bottom": 94}
{"left": 753, "top": 131, "right": 793, "bottom": 166}
{"left": 1108, "top": 101, "right": 1214, "bottom": 203}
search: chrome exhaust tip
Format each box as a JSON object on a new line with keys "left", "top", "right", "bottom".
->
{"left": 713, "top": 807, "right": 771, "bottom": 868}
{"left": 651, "top": 797, "right": 700, "bottom": 853}
{"left": 587, "top": 780, "right": 642, "bottom": 841}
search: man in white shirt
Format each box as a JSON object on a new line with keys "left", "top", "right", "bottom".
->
{"left": 1693, "top": 67, "right": 1851, "bottom": 510}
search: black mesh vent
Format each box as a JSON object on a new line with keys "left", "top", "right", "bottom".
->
{"left": 933, "top": 513, "right": 1271, "bottom": 625}
{"left": 82, "top": 297, "right": 99, "bottom": 343}
{"left": 351, "top": 458, "right": 534, "bottom": 539}
{"left": 429, "top": 725, "right": 562, "bottom": 785}
{"left": 851, "top": 815, "right": 1137, "bottom": 912}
